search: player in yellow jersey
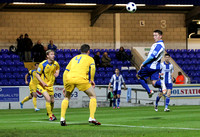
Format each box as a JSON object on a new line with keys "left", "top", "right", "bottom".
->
{"left": 20, "top": 63, "right": 40, "bottom": 111}
{"left": 60, "top": 44, "right": 101, "bottom": 126}
{"left": 35, "top": 50, "right": 60, "bottom": 121}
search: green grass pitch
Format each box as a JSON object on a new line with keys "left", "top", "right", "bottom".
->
{"left": 0, "top": 105, "right": 200, "bottom": 137}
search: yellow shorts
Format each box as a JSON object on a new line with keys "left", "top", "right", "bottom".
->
{"left": 64, "top": 78, "right": 91, "bottom": 92}
{"left": 37, "top": 84, "right": 54, "bottom": 96}
{"left": 29, "top": 85, "right": 37, "bottom": 94}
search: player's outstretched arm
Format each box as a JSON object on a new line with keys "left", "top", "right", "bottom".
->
{"left": 54, "top": 69, "right": 60, "bottom": 77}
{"left": 35, "top": 73, "right": 48, "bottom": 87}
{"left": 123, "top": 82, "right": 127, "bottom": 90}
{"left": 108, "top": 83, "right": 112, "bottom": 91}
{"left": 25, "top": 73, "right": 29, "bottom": 85}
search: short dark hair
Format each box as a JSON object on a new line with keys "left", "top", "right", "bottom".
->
{"left": 154, "top": 30, "right": 163, "bottom": 35}
{"left": 165, "top": 53, "right": 170, "bottom": 57}
{"left": 178, "top": 71, "right": 182, "bottom": 75}
{"left": 46, "top": 49, "right": 55, "bottom": 55}
{"left": 115, "top": 68, "right": 120, "bottom": 71}
{"left": 80, "top": 44, "right": 90, "bottom": 53}
{"left": 35, "top": 63, "right": 39, "bottom": 66}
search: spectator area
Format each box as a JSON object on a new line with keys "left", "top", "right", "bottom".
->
{"left": 0, "top": 48, "right": 139, "bottom": 86}
{"left": 166, "top": 49, "right": 200, "bottom": 84}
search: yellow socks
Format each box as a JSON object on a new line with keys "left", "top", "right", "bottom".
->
{"left": 89, "top": 98, "right": 97, "bottom": 119}
{"left": 61, "top": 99, "right": 69, "bottom": 120}
{"left": 51, "top": 102, "right": 54, "bottom": 111}
{"left": 21, "top": 96, "right": 30, "bottom": 104}
{"left": 33, "top": 97, "right": 37, "bottom": 109}
{"left": 46, "top": 102, "right": 52, "bottom": 118}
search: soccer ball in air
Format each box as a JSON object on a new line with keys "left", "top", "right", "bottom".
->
{"left": 126, "top": 2, "right": 137, "bottom": 13}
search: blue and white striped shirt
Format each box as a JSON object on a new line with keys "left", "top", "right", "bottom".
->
{"left": 110, "top": 74, "right": 125, "bottom": 91}
{"left": 146, "top": 40, "right": 165, "bottom": 69}
{"left": 161, "top": 62, "right": 174, "bottom": 84}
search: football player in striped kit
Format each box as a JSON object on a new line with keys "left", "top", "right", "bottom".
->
{"left": 137, "top": 30, "right": 166, "bottom": 98}
{"left": 108, "top": 68, "right": 127, "bottom": 109}
{"left": 155, "top": 53, "right": 174, "bottom": 112}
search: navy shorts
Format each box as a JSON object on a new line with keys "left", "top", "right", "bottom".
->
{"left": 159, "top": 83, "right": 173, "bottom": 92}
{"left": 113, "top": 90, "right": 121, "bottom": 95}
{"left": 137, "top": 66, "right": 160, "bottom": 80}
{"left": 166, "top": 83, "right": 173, "bottom": 90}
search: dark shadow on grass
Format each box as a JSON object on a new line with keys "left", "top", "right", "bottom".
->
{"left": 144, "top": 117, "right": 163, "bottom": 120}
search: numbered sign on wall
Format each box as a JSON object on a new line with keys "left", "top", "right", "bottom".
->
{"left": 139, "top": 20, "right": 145, "bottom": 27}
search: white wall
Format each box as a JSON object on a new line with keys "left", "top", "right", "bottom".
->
{"left": 1, "top": 84, "right": 200, "bottom": 109}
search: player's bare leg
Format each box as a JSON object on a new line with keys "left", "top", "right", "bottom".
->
{"left": 60, "top": 89, "right": 72, "bottom": 126}
{"left": 43, "top": 91, "right": 55, "bottom": 121}
{"left": 20, "top": 93, "right": 33, "bottom": 109}
{"left": 155, "top": 92, "right": 163, "bottom": 111}
{"left": 32, "top": 92, "right": 40, "bottom": 111}
{"left": 117, "top": 94, "right": 120, "bottom": 108}
{"left": 84, "top": 86, "right": 101, "bottom": 125}
{"left": 164, "top": 89, "right": 171, "bottom": 112}
{"left": 49, "top": 95, "right": 56, "bottom": 119}
{"left": 113, "top": 95, "right": 117, "bottom": 108}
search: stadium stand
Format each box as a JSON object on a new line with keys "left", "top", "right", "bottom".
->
{"left": 0, "top": 48, "right": 138, "bottom": 86}
{"left": 166, "top": 49, "right": 200, "bottom": 84}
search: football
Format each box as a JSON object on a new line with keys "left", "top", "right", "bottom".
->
{"left": 126, "top": 2, "right": 137, "bottom": 13}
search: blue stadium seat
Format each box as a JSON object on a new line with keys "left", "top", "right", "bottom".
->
{"left": 174, "top": 53, "right": 182, "bottom": 59}
{"left": 100, "top": 49, "right": 106, "bottom": 54}
{"left": 1, "top": 79, "right": 9, "bottom": 86}
{"left": 108, "top": 49, "right": 115, "bottom": 53}
{"left": 2, "top": 54, "right": 11, "bottom": 60}
{"left": 63, "top": 49, "right": 71, "bottom": 53}
{"left": 65, "top": 53, "right": 72, "bottom": 59}
{"left": 56, "top": 49, "right": 63, "bottom": 54}
{"left": 0, "top": 73, "right": 5, "bottom": 79}
{"left": 57, "top": 54, "right": 65, "bottom": 60}
{"left": 176, "top": 59, "right": 184, "bottom": 65}
{"left": 104, "top": 73, "right": 112, "bottom": 78}
{"left": 90, "top": 49, "right": 94, "bottom": 54}
{"left": 99, "top": 73, "right": 105, "bottom": 78}
{"left": 180, "top": 49, "right": 187, "bottom": 53}
{"left": 18, "top": 79, "right": 26, "bottom": 86}
{"left": 2, "top": 67, "right": 11, "bottom": 73}
{"left": 109, "top": 53, "right": 116, "bottom": 58}
{"left": 105, "top": 67, "right": 113, "bottom": 72}
{"left": 97, "top": 67, "right": 105, "bottom": 72}
{"left": 1, "top": 49, "right": 9, "bottom": 54}
{"left": 188, "top": 53, "right": 196, "bottom": 58}
{"left": 182, "top": 53, "right": 189, "bottom": 59}
{"left": 11, "top": 54, "right": 20, "bottom": 61}
{"left": 104, "top": 78, "right": 110, "bottom": 84}
{"left": 89, "top": 53, "right": 94, "bottom": 58}
{"left": 93, "top": 49, "right": 100, "bottom": 53}
{"left": 116, "top": 61, "right": 123, "bottom": 66}
{"left": 72, "top": 53, "right": 78, "bottom": 57}
{"left": 71, "top": 49, "right": 79, "bottom": 53}
{"left": 9, "top": 79, "right": 20, "bottom": 86}
{"left": 0, "top": 60, "right": 5, "bottom": 66}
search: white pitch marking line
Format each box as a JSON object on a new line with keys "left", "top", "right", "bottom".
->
{"left": 102, "top": 124, "right": 200, "bottom": 131}
{"left": 30, "top": 121, "right": 200, "bottom": 131}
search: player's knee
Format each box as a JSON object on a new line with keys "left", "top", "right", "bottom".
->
{"left": 152, "top": 81, "right": 156, "bottom": 86}
{"left": 46, "top": 97, "right": 51, "bottom": 102}
{"left": 136, "top": 74, "right": 140, "bottom": 79}
{"left": 29, "top": 96, "right": 33, "bottom": 99}
{"left": 167, "top": 93, "right": 171, "bottom": 97}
